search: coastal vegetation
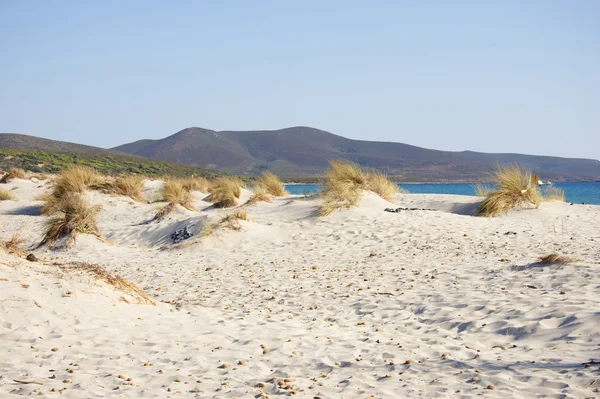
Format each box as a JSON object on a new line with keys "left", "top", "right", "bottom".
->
{"left": 248, "top": 187, "right": 272, "bottom": 205}
{"left": 0, "top": 167, "right": 26, "bottom": 183}
{"left": 0, "top": 232, "right": 25, "bottom": 256}
{"left": 257, "top": 171, "right": 287, "bottom": 196}
{"left": 472, "top": 183, "right": 494, "bottom": 197}
{"left": 92, "top": 175, "right": 145, "bottom": 202}
{"left": 318, "top": 161, "right": 365, "bottom": 216}
{"left": 207, "top": 178, "right": 243, "bottom": 208}
{"left": 0, "top": 149, "right": 224, "bottom": 179}
{"left": 318, "top": 160, "right": 401, "bottom": 216}
{"left": 219, "top": 209, "right": 248, "bottom": 231}
{"left": 0, "top": 187, "right": 16, "bottom": 201}
{"left": 41, "top": 193, "right": 102, "bottom": 246}
{"left": 365, "top": 171, "right": 405, "bottom": 201}
{"left": 541, "top": 186, "right": 566, "bottom": 202}
{"left": 42, "top": 165, "right": 102, "bottom": 215}
{"left": 179, "top": 176, "right": 211, "bottom": 193}
{"left": 55, "top": 165, "right": 102, "bottom": 194}
{"left": 538, "top": 254, "right": 574, "bottom": 264}
{"left": 476, "top": 164, "right": 542, "bottom": 217}
{"left": 161, "top": 179, "right": 194, "bottom": 210}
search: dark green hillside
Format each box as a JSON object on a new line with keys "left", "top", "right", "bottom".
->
{"left": 0, "top": 149, "right": 224, "bottom": 179}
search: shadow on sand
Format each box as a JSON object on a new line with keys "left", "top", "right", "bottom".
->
{"left": 1, "top": 204, "right": 43, "bottom": 216}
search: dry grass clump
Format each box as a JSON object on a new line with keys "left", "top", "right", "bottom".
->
{"left": 257, "top": 172, "right": 287, "bottom": 196}
{"left": 162, "top": 179, "right": 194, "bottom": 210}
{"left": 92, "top": 175, "right": 145, "bottom": 202}
{"left": 0, "top": 187, "right": 17, "bottom": 201}
{"left": 179, "top": 176, "right": 211, "bottom": 193}
{"left": 327, "top": 160, "right": 366, "bottom": 186}
{"left": 41, "top": 165, "right": 102, "bottom": 215}
{"left": 53, "top": 165, "right": 102, "bottom": 194}
{"left": 200, "top": 209, "right": 249, "bottom": 238}
{"left": 318, "top": 161, "right": 404, "bottom": 216}
{"left": 151, "top": 203, "right": 175, "bottom": 222}
{"left": 365, "top": 172, "right": 403, "bottom": 200}
{"left": 1, "top": 232, "right": 26, "bottom": 257}
{"left": 476, "top": 164, "right": 542, "bottom": 217}
{"left": 472, "top": 183, "right": 494, "bottom": 197}
{"left": 220, "top": 210, "right": 247, "bottom": 231}
{"left": 200, "top": 222, "right": 214, "bottom": 237}
{"left": 318, "top": 161, "right": 366, "bottom": 216}
{"left": 41, "top": 193, "right": 64, "bottom": 215}
{"left": 207, "top": 178, "right": 243, "bottom": 208}
{"left": 57, "top": 262, "right": 155, "bottom": 305}
{"left": 0, "top": 168, "right": 26, "bottom": 183}
{"left": 212, "top": 209, "right": 248, "bottom": 236}
{"left": 41, "top": 193, "right": 101, "bottom": 246}
{"left": 541, "top": 186, "right": 566, "bottom": 202}
{"left": 222, "top": 209, "right": 248, "bottom": 222}
{"left": 538, "top": 254, "right": 575, "bottom": 264}
{"left": 247, "top": 187, "right": 272, "bottom": 205}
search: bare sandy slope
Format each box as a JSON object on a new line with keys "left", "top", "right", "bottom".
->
{"left": 1, "top": 178, "right": 599, "bottom": 398}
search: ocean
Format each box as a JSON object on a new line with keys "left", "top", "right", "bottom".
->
{"left": 284, "top": 182, "right": 600, "bottom": 205}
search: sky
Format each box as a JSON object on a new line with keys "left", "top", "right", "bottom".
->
{"left": 1, "top": 1, "right": 599, "bottom": 160}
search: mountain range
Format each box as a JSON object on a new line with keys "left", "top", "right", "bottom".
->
{"left": 2, "top": 128, "right": 600, "bottom": 181}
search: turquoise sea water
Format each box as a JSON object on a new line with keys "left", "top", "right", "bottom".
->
{"left": 284, "top": 182, "right": 600, "bottom": 205}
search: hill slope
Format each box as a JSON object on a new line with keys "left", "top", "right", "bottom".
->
{"left": 0, "top": 133, "right": 112, "bottom": 154}
{"left": 113, "top": 127, "right": 600, "bottom": 181}
{"left": 0, "top": 134, "right": 225, "bottom": 178}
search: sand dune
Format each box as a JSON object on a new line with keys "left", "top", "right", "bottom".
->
{"left": 1, "top": 177, "right": 599, "bottom": 398}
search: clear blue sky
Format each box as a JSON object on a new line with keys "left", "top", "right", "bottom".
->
{"left": 1, "top": 1, "right": 599, "bottom": 159}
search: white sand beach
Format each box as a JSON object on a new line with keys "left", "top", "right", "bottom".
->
{"left": 1, "top": 177, "right": 599, "bottom": 398}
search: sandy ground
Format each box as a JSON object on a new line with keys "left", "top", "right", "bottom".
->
{"left": 1, "top": 177, "right": 599, "bottom": 398}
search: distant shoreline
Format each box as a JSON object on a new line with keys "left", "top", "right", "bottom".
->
{"left": 283, "top": 180, "right": 596, "bottom": 185}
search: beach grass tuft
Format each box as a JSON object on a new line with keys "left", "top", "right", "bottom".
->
{"left": 0, "top": 187, "right": 17, "bottom": 201}
{"left": 200, "top": 221, "right": 215, "bottom": 237}
{"left": 207, "top": 178, "right": 243, "bottom": 208}
{"left": 92, "top": 175, "right": 145, "bottom": 202}
{"left": 161, "top": 179, "right": 194, "bottom": 210}
{"left": 57, "top": 262, "right": 155, "bottom": 305}
{"left": 219, "top": 209, "right": 248, "bottom": 231}
{"left": 476, "top": 164, "right": 542, "bottom": 217}
{"left": 317, "top": 161, "right": 365, "bottom": 216}
{"left": 41, "top": 193, "right": 102, "bottom": 246}
{"left": 1, "top": 231, "right": 26, "bottom": 257}
{"left": 152, "top": 203, "right": 175, "bottom": 222}
{"left": 365, "top": 172, "right": 404, "bottom": 201}
{"left": 257, "top": 172, "right": 287, "bottom": 196}
{"left": 541, "top": 186, "right": 566, "bottom": 202}
{"left": 179, "top": 176, "right": 211, "bottom": 193}
{"left": 538, "top": 254, "right": 574, "bottom": 264}
{"left": 472, "top": 183, "right": 494, "bottom": 197}
{"left": 0, "top": 167, "right": 26, "bottom": 183}
{"left": 41, "top": 165, "right": 103, "bottom": 215}
{"left": 54, "top": 165, "right": 102, "bottom": 194}
{"left": 318, "top": 161, "right": 402, "bottom": 216}
{"left": 247, "top": 187, "right": 272, "bottom": 205}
